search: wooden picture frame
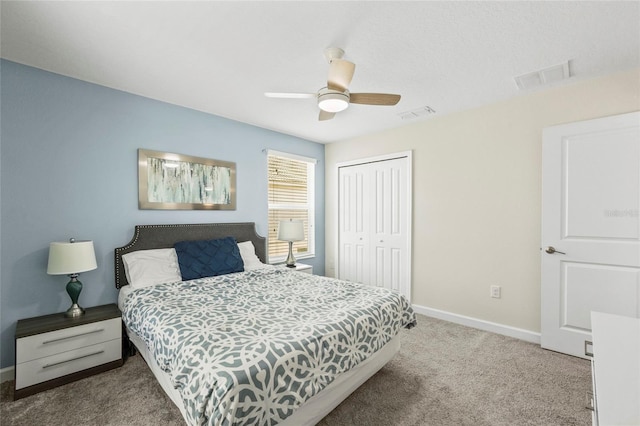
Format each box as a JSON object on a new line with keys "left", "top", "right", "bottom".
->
{"left": 138, "top": 149, "right": 236, "bottom": 210}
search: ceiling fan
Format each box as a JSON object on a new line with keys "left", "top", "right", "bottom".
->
{"left": 265, "top": 47, "right": 401, "bottom": 121}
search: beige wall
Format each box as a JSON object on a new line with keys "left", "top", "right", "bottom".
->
{"left": 325, "top": 68, "right": 640, "bottom": 333}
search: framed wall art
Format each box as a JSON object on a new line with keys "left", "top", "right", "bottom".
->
{"left": 138, "top": 149, "right": 236, "bottom": 210}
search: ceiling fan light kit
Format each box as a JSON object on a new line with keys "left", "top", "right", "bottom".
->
{"left": 318, "top": 89, "right": 350, "bottom": 112}
{"left": 265, "top": 47, "right": 401, "bottom": 121}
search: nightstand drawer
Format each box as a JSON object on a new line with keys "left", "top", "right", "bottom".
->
{"left": 16, "top": 338, "right": 121, "bottom": 389}
{"left": 17, "top": 317, "right": 120, "bottom": 363}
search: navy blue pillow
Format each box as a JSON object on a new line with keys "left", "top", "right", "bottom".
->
{"left": 174, "top": 236, "right": 244, "bottom": 281}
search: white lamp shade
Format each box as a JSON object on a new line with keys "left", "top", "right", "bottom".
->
{"left": 47, "top": 240, "right": 97, "bottom": 275}
{"left": 277, "top": 220, "right": 305, "bottom": 242}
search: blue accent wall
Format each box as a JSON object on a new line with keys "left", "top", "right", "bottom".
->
{"left": 0, "top": 60, "right": 325, "bottom": 369}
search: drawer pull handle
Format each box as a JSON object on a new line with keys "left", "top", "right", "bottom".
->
{"left": 585, "top": 340, "right": 594, "bottom": 357}
{"left": 42, "top": 350, "right": 105, "bottom": 369}
{"left": 42, "top": 328, "right": 105, "bottom": 344}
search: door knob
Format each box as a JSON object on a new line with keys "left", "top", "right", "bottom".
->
{"left": 545, "top": 246, "right": 566, "bottom": 255}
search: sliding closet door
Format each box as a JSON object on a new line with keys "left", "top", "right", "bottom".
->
{"left": 338, "top": 153, "right": 412, "bottom": 301}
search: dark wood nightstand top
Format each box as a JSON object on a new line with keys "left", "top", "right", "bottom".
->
{"left": 15, "top": 304, "right": 121, "bottom": 339}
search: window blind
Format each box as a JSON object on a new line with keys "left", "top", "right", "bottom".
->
{"left": 267, "top": 154, "right": 313, "bottom": 260}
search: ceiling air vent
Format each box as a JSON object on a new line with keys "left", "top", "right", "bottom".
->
{"left": 514, "top": 61, "right": 571, "bottom": 90}
{"left": 398, "top": 106, "right": 436, "bottom": 120}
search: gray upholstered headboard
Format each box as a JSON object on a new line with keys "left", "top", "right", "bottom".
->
{"left": 114, "top": 222, "right": 267, "bottom": 289}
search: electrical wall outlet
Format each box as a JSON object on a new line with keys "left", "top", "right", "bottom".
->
{"left": 490, "top": 285, "right": 501, "bottom": 299}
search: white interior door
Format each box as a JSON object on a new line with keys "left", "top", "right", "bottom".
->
{"left": 338, "top": 153, "right": 412, "bottom": 301}
{"left": 541, "top": 111, "right": 640, "bottom": 359}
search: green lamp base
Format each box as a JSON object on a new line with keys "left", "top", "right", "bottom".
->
{"left": 65, "top": 276, "right": 85, "bottom": 318}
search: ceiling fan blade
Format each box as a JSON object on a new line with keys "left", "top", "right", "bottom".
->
{"left": 327, "top": 59, "right": 355, "bottom": 92}
{"left": 350, "top": 93, "right": 401, "bottom": 106}
{"left": 265, "top": 92, "right": 315, "bottom": 99}
{"left": 319, "top": 110, "right": 336, "bottom": 121}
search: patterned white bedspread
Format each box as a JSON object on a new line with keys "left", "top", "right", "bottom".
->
{"left": 122, "top": 267, "right": 416, "bottom": 426}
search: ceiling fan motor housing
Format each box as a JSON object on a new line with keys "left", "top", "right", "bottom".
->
{"left": 318, "top": 88, "right": 350, "bottom": 112}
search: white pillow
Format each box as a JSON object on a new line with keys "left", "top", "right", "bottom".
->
{"left": 237, "top": 241, "right": 268, "bottom": 271}
{"left": 122, "top": 248, "right": 182, "bottom": 289}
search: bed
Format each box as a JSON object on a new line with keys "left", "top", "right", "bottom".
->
{"left": 115, "top": 222, "right": 416, "bottom": 426}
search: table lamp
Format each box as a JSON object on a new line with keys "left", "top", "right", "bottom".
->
{"left": 277, "top": 219, "right": 305, "bottom": 268}
{"left": 47, "top": 238, "right": 97, "bottom": 318}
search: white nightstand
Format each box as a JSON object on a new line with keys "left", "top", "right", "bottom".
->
{"left": 14, "top": 304, "right": 123, "bottom": 400}
{"left": 287, "top": 263, "right": 313, "bottom": 274}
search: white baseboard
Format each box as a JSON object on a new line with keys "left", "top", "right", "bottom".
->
{"left": 412, "top": 304, "right": 541, "bottom": 345}
{"left": 1, "top": 366, "right": 14, "bottom": 383}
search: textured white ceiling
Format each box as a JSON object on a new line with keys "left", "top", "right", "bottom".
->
{"left": 2, "top": 1, "right": 639, "bottom": 143}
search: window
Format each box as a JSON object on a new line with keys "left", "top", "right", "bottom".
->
{"left": 267, "top": 151, "right": 316, "bottom": 263}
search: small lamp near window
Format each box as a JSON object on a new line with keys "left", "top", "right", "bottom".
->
{"left": 47, "top": 239, "right": 97, "bottom": 318}
{"left": 277, "top": 219, "right": 305, "bottom": 268}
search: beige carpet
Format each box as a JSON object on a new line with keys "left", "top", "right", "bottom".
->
{"left": 1, "top": 314, "right": 591, "bottom": 425}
